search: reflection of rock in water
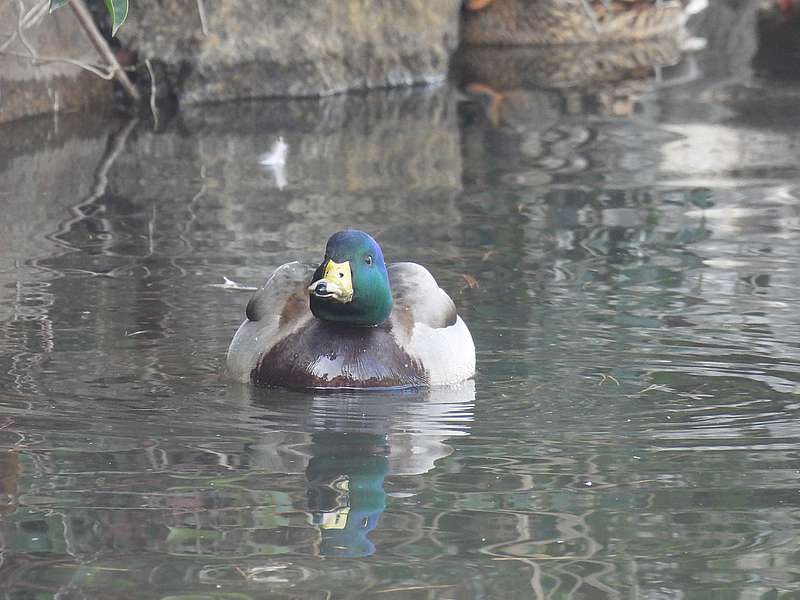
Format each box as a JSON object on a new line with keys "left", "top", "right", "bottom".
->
{"left": 0, "top": 384, "right": 474, "bottom": 568}
{"left": 458, "top": 90, "right": 597, "bottom": 188}
{"left": 181, "top": 89, "right": 462, "bottom": 192}
{"left": 461, "top": 0, "right": 684, "bottom": 45}
{"left": 0, "top": 114, "right": 113, "bottom": 394}
{"left": 10, "top": 89, "right": 464, "bottom": 400}
{"left": 456, "top": 38, "right": 694, "bottom": 191}
{"left": 458, "top": 41, "right": 681, "bottom": 90}
{"left": 685, "top": 0, "right": 758, "bottom": 81}
{"left": 0, "top": 452, "right": 19, "bottom": 515}
{"left": 0, "top": 114, "right": 112, "bottom": 282}
{"left": 456, "top": 39, "right": 683, "bottom": 118}
{"left": 754, "top": 2, "right": 800, "bottom": 82}
{"left": 112, "top": 88, "right": 463, "bottom": 264}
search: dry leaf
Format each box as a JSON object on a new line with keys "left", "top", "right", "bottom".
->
{"left": 461, "top": 273, "right": 480, "bottom": 289}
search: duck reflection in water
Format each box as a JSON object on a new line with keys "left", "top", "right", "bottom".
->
{"left": 306, "top": 431, "right": 388, "bottom": 557}
{"left": 245, "top": 381, "right": 475, "bottom": 558}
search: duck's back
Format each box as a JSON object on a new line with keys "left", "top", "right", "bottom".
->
{"left": 225, "top": 262, "right": 475, "bottom": 388}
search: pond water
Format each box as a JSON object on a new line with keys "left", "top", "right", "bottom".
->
{"left": 3, "top": 10, "right": 800, "bottom": 600}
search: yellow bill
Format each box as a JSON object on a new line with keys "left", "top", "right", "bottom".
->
{"left": 308, "top": 259, "right": 354, "bottom": 303}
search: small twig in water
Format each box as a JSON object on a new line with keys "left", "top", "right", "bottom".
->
{"left": 53, "top": 565, "right": 131, "bottom": 572}
{"left": 375, "top": 584, "right": 455, "bottom": 594}
{"left": 633, "top": 384, "right": 670, "bottom": 396}
{"left": 596, "top": 373, "right": 620, "bottom": 386}
{"left": 233, "top": 566, "right": 250, "bottom": 580}
{"left": 147, "top": 202, "right": 156, "bottom": 256}
{"left": 144, "top": 58, "right": 159, "bottom": 128}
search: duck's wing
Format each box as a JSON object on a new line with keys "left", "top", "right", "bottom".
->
{"left": 244, "top": 261, "right": 316, "bottom": 324}
{"left": 226, "top": 261, "right": 316, "bottom": 382}
{"left": 388, "top": 262, "right": 457, "bottom": 333}
{"left": 388, "top": 263, "right": 475, "bottom": 385}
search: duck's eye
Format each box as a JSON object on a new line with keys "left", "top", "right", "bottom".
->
{"left": 365, "top": 255, "right": 373, "bottom": 266}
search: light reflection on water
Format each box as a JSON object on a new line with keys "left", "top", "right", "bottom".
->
{"left": 3, "top": 9, "right": 800, "bottom": 598}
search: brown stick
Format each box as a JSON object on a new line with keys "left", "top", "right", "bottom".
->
{"left": 69, "top": 0, "right": 140, "bottom": 101}
{"left": 196, "top": 0, "right": 208, "bottom": 35}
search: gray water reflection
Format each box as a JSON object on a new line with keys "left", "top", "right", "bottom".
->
{"left": 0, "top": 383, "right": 474, "bottom": 596}
{"left": 3, "top": 16, "right": 800, "bottom": 597}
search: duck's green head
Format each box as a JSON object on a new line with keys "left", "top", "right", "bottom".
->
{"left": 308, "top": 230, "right": 393, "bottom": 327}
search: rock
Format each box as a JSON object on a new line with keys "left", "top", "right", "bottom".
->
{"left": 456, "top": 1, "right": 690, "bottom": 119}
{"left": 461, "top": 0, "right": 684, "bottom": 46}
{"left": 0, "top": 1, "right": 111, "bottom": 124}
{"left": 687, "top": 0, "right": 759, "bottom": 80}
{"left": 120, "top": 0, "right": 462, "bottom": 104}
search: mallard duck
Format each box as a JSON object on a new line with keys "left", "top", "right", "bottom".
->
{"left": 226, "top": 230, "right": 476, "bottom": 389}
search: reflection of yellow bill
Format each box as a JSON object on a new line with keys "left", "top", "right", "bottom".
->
{"left": 313, "top": 476, "right": 351, "bottom": 530}
{"left": 319, "top": 507, "right": 350, "bottom": 530}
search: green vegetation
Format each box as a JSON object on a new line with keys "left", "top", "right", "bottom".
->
{"left": 50, "top": 0, "right": 128, "bottom": 36}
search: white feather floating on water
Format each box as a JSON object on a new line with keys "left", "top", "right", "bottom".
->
{"left": 259, "top": 136, "right": 288, "bottom": 166}
{"left": 683, "top": 0, "right": 708, "bottom": 17}
{"left": 210, "top": 277, "right": 258, "bottom": 291}
{"left": 259, "top": 136, "right": 289, "bottom": 189}
{"left": 271, "top": 163, "right": 288, "bottom": 190}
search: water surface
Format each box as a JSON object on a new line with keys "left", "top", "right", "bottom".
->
{"left": 3, "top": 11, "right": 800, "bottom": 599}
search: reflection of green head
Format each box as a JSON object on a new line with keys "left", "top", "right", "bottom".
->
{"left": 306, "top": 433, "right": 389, "bottom": 557}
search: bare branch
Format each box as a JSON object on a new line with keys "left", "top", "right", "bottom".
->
{"left": 144, "top": 58, "right": 159, "bottom": 128}
{"left": 0, "top": 49, "right": 115, "bottom": 78}
{"left": 1, "top": 0, "right": 49, "bottom": 53}
{"left": 0, "top": 32, "right": 18, "bottom": 53}
{"left": 196, "top": 0, "right": 208, "bottom": 36}
{"left": 69, "top": 0, "right": 140, "bottom": 101}
{"left": 17, "top": 0, "right": 39, "bottom": 58}
{"left": 3, "top": 0, "right": 140, "bottom": 100}
{"left": 21, "top": 0, "right": 49, "bottom": 29}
